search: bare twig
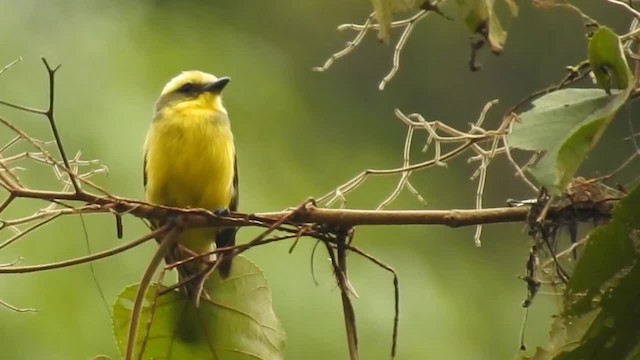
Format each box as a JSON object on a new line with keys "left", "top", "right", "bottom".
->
{"left": 606, "top": 0, "right": 640, "bottom": 19}
{"left": 379, "top": 10, "right": 427, "bottom": 90}
{"left": 139, "top": 268, "right": 167, "bottom": 357}
{"left": 0, "top": 115, "right": 111, "bottom": 196}
{"left": 505, "top": 61, "right": 591, "bottom": 117}
{"left": 40, "top": 59, "right": 82, "bottom": 193}
{"left": 313, "top": 13, "right": 374, "bottom": 72}
{"left": 324, "top": 235, "right": 358, "bottom": 360}
{"left": 125, "top": 225, "right": 180, "bottom": 360}
{"left": 318, "top": 103, "right": 507, "bottom": 210}
{"left": 0, "top": 213, "right": 60, "bottom": 250}
{"left": 77, "top": 212, "right": 111, "bottom": 317}
{"left": 0, "top": 298, "right": 36, "bottom": 313}
{"left": 344, "top": 242, "right": 399, "bottom": 359}
{"left": 0, "top": 57, "right": 21, "bottom": 77}
{"left": 0, "top": 226, "right": 165, "bottom": 274}
{"left": 316, "top": 6, "right": 439, "bottom": 90}
{"left": 467, "top": 100, "right": 500, "bottom": 246}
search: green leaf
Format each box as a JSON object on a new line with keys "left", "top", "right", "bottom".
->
{"left": 456, "top": 0, "right": 508, "bottom": 53}
{"left": 508, "top": 88, "right": 627, "bottom": 194}
{"left": 112, "top": 255, "right": 286, "bottom": 360}
{"left": 501, "top": 0, "right": 518, "bottom": 16}
{"left": 588, "top": 27, "right": 631, "bottom": 94}
{"left": 527, "top": 184, "right": 640, "bottom": 359}
{"left": 370, "top": 0, "right": 394, "bottom": 44}
{"left": 524, "top": 310, "right": 601, "bottom": 360}
{"left": 370, "top": 0, "right": 424, "bottom": 43}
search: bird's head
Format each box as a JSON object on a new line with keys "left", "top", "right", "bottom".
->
{"left": 155, "top": 70, "right": 230, "bottom": 114}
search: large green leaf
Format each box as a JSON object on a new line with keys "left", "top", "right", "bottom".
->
{"left": 112, "top": 255, "right": 286, "bottom": 360}
{"left": 509, "top": 27, "right": 632, "bottom": 194}
{"left": 508, "top": 88, "right": 628, "bottom": 194}
{"left": 588, "top": 27, "right": 630, "bottom": 94}
{"left": 527, "top": 184, "right": 640, "bottom": 359}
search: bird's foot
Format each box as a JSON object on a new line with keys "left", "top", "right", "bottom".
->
{"left": 213, "top": 208, "right": 231, "bottom": 217}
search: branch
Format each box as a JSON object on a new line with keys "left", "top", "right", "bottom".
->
{"left": 2, "top": 186, "right": 620, "bottom": 231}
{"left": 125, "top": 225, "right": 180, "bottom": 360}
{"left": 0, "top": 226, "right": 165, "bottom": 274}
{"left": 325, "top": 233, "right": 359, "bottom": 360}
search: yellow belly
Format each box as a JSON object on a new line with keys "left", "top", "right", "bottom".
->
{"left": 144, "top": 108, "right": 235, "bottom": 253}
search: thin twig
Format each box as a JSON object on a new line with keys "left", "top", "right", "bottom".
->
{"left": 0, "top": 115, "right": 111, "bottom": 196}
{"left": 606, "top": 0, "right": 640, "bottom": 19}
{"left": 125, "top": 225, "right": 180, "bottom": 360}
{"left": 502, "top": 133, "right": 539, "bottom": 192}
{"left": 319, "top": 104, "right": 507, "bottom": 207}
{"left": 0, "top": 57, "right": 21, "bottom": 77}
{"left": 77, "top": 212, "right": 111, "bottom": 317}
{"left": 314, "top": 14, "right": 374, "bottom": 72}
{"left": 324, "top": 238, "right": 358, "bottom": 360}
{"left": 40, "top": 59, "right": 82, "bottom": 193}
{"left": 0, "top": 100, "right": 45, "bottom": 115}
{"left": 0, "top": 213, "right": 61, "bottom": 250}
{"left": 540, "top": 236, "right": 589, "bottom": 269}
{"left": 468, "top": 100, "right": 500, "bottom": 246}
{"left": 344, "top": 243, "right": 400, "bottom": 359}
{"left": 0, "top": 136, "right": 21, "bottom": 153}
{"left": 0, "top": 226, "right": 165, "bottom": 274}
{"left": 376, "top": 125, "right": 415, "bottom": 210}
{"left": 237, "top": 199, "right": 315, "bottom": 254}
{"left": 0, "top": 298, "right": 36, "bottom": 313}
{"left": 0, "top": 195, "right": 15, "bottom": 213}
{"left": 193, "top": 260, "right": 220, "bottom": 308}
{"left": 379, "top": 10, "right": 427, "bottom": 90}
{"left": 139, "top": 268, "right": 166, "bottom": 357}
{"left": 0, "top": 205, "right": 104, "bottom": 228}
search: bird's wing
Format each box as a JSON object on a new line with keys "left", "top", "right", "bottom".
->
{"left": 229, "top": 154, "right": 239, "bottom": 211}
{"left": 143, "top": 152, "right": 148, "bottom": 189}
{"left": 216, "top": 154, "right": 238, "bottom": 277}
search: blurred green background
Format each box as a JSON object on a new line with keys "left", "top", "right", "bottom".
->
{"left": 0, "top": 1, "right": 633, "bottom": 359}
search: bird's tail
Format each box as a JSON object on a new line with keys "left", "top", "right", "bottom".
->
{"left": 215, "top": 227, "right": 237, "bottom": 278}
{"left": 158, "top": 226, "right": 236, "bottom": 303}
{"left": 166, "top": 242, "right": 234, "bottom": 303}
{"left": 165, "top": 246, "right": 206, "bottom": 303}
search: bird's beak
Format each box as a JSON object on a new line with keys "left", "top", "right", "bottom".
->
{"left": 203, "top": 77, "right": 230, "bottom": 93}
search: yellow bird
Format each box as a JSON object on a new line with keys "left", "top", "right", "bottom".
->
{"left": 143, "top": 71, "right": 238, "bottom": 302}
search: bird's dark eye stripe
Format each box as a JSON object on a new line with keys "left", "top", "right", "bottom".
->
{"left": 177, "top": 83, "right": 200, "bottom": 94}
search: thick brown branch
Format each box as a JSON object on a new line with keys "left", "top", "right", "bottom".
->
{"left": 5, "top": 187, "right": 618, "bottom": 230}
{"left": 288, "top": 206, "right": 529, "bottom": 226}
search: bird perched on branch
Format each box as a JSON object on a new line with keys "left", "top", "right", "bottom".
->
{"left": 143, "top": 70, "right": 238, "bottom": 303}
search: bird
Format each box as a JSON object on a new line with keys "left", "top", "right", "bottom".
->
{"left": 143, "top": 70, "right": 238, "bottom": 303}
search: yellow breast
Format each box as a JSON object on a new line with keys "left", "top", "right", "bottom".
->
{"left": 144, "top": 106, "right": 235, "bottom": 212}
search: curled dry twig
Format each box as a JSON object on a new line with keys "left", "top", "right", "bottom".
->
{"left": 314, "top": 5, "right": 447, "bottom": 90}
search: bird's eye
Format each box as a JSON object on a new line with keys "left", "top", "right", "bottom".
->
{"left": 177, "top": 83, "right": 198, "bottom": 94}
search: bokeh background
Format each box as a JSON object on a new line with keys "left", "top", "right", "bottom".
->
{"left": 0, "top": 1, "right": 633, "bottom": 359}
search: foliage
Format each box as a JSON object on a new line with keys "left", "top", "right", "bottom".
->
{"left": 509, "top": 26, "right": 632, "bottom": 193}
{"left": 113, "top": 256, "right": 285, "bottom": 360}
{"left": 526, "top": 183, "right": 640, "bottom": 359}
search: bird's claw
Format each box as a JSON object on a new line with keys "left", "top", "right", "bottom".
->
{"left": 213, "top": 208, "right": 230, "bottom": 217}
